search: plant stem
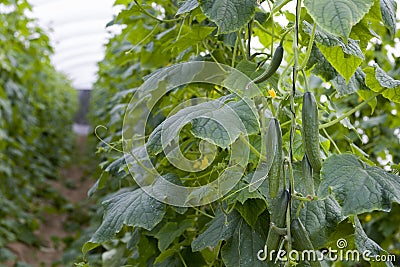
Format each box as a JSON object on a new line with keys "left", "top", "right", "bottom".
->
{"left": 287, "top": 158, "right": 295, "bottom": 199}
{"left": 192, "top": 207, "right": 214, "bottom": 219}
{"left": 126, "top": 22, "right": 160, "bottom": 54}
{"left": 178, "top": 252, "right": 188, "bottom": 267}
{"left": 322, "top": 128, "right": 341, "bottom": 154}
{"left": 232, "top": 32, "right": 240, "bottom": 67}
{"left": 239, "top": 135, "right": 266, "bottom": 161}
{"left": 271, "top": 0, "right": 292, "bottom": 13}
{"left": 202, "top": 41, "right": 227, "bottom": 73}
{"left": 133, "top": 0, "right": 181, "bottom": 23}
{"left": 271, "top": 15, "right": 275, "bottom": 55}
{"left": 175, "top": 15, "right": 186, "bottom": 41}
{"left": 277, "top": 57, "right": 294, "bottom": 94}
{"left": 319, "top": 92, "right": 380, "bottom": 129}
{"left": 247, "top": 20, "right": 253, "bottom": 60}
{"left": 295, "top": 202, "right": 303, "bottom": 218}
{"left": 292, "top": 194, "right": 317, "bottom": 201}
{"left": 254, "top": 20, "right": 279, "bottom": 39}
{"left": 287, "top": 0, "right": 302, "bottom": 255}
{"left": 300, "top": 22, "right": 316, "bottom": 70}
{"left": 238, "top": 29, "right": 247, "bottom": 57}
{"left": 301, "top": 69, "right": 309, "bottom": 92}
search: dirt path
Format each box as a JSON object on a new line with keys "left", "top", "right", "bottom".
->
{"left": 6, "top": 135, "right": 94, "bottom": 267}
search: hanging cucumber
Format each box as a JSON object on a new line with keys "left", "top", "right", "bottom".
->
{"left": 249, "top": 118, "right": 277, "bottom": 192}
{"left": 266, "top": 189, "right": 290, "bottom": 254}
{"left": 268, "top": 118, "right": 283, "bottom": 198}
{"left": 302, "top": 92, "right": 322, "bottom": 172}
{"left": 291, "top": 218, "right": 322, "bottom": 267}
{"left": 253, "top": 44, "right": 284, "bottom": 84}
{"left": 302, "top": 155, "right": 315, "bottom": 196}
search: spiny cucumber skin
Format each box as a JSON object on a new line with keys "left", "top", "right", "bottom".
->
{"left": 266, "top": 190, "right": 290, "bottom": 252}
{"left": 268, "top": 118, "right": 283, "bottom": 199}
{"left": 302, "top": 92, "right": 322, "bottom": 172}
{"left": 254, "top": 45, "right": 284, "bottom": 84}
{"left": 291, "top": 218, "right": 322, "bottom": 267}
{"left": 302, "top": 155, "right": 315, "bottom": 196}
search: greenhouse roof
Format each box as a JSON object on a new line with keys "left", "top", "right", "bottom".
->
{"left": 29, "top": 0, "right": 122, "bottom": 89}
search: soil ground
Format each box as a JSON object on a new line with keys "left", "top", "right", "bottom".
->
{"left": 5, "top": 135, "right": 93, "bottom": 267}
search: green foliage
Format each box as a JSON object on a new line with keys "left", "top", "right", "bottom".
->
{"left": 87, "top": 0, "right": 400, "bottom": 266}
{"left": 304, "top": 0, "right": 374, "bottom": 38}
{"left": 0, "top": 0, "right": 77, "bottom": 253}
{"left": 200, "top": 0, "right": 258, "bottom": 33}
{"left": 319, "top": 154, "right": 400, "bottom": 216}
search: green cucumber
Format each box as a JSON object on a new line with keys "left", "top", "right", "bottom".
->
{"left": 249, "top": 118, "right": 277, "bottom": 192}
{"left": 302, "top": 92, "right": 322, "bottom": 172}
{"left": 268, "top": 118, "right": 283, "bottom": 198}
{"left": 253, "top": 44, "right": 284, "bottom": 84}
{"left": 266, "top": 189, "right": 290, "bottom": 253}
{"left": 291, "top": 218, "right": 322, "bottom": 267}
{"left": 302, "top": 155, "right": 315, "bottom": 196}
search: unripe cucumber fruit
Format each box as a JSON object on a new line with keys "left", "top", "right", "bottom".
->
{"left": 266, "top": 189, "right": 290, "bottom": 253}
{"left": 253, "top": 45, "right": 284, "bottom": 84}
{"left": 302, "top": 155, "right": 315, "bottom": 196}
{"left": 302, "top": 92, "right": 322, "bottom": 172}
{"left": 267, "top": 118, "right": 283, "bottom": 198}
{"left": 291, "top": 218, "right": 322, "bottom": 267}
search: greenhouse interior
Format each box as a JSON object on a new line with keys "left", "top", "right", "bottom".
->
{"left": 1, "top": 0, "right": 400, "bottom": 266}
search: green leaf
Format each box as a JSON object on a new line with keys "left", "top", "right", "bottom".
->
{"left": 228, "top": 178, "right": 264, "bottom": 205}
{"left": 306, "top": 45, "right": 367, "bottom": 95}
{"left": 176, "top": 0, "right": 199, "bottom": 15}
{"left": 318, "top": 45, "right": 363, "bottom": 83}
{"left": 307, "top": 45, "right": 337, "bottom": 81}
{"left": 82, "top": 242, "right": 100, "bottom": 255}
{"left": 303, "top": 21, "right": 364, "bottom": 59}
{"left": 318, "top": 154, "right": 400, "bottom": 216}
{"left": 373, "top": 65, "right": 400, "bottom": 88}
{"left": 380, "top": 0, "right": 397, "bottom": 36}
{"left": 331, "top": 68, "right": 367, "bottom": 96}
{"left": 354, "top": 216, "right": 384, "bottom": 256}
{"left": 324, "top": 220, "right": 357, "bottom": 250}
{"left": 154, "top": 248, "right": 177, "bottom": 265}
{"left": 354, "top": 216, "right": 394, "bottom": 266}
{"left": 350, "top": 20, "right": 376, "bottom": 51}
{"left": 235, "top": 60, "right": 266, "bottom": 80}
{"left": 350, "top": 143, "right": 376, "bottom": 166}
{"left": 132, "top": 234, "right": 158, "bottom": 266}
{"left": 304, "top": 0, "right": 375, "bottom": 38}
{"left": 221, "top": 218, "right": 267, "bottom": 267}
{"left": 89, "top": 188, "right": 166, "bottom": 244}
{"left": 357, "top": 89, "right": 377, "bottom": 113}
{"left": 291, "top": 161, "right": 344, "bottom": 248}
{"left": 147, "top": 98, "right": 259, "bottom": 154}
{"left": 191, "top": 210, "right": 241, "bottom": 251}
{"left": 297, "top": 197, "right": 344, "bottom": 248}
{"left": 200, "top": 0, "right": 258, "bottom": 34}
{"left": 170, "top": 25, "right": 215, "bottom": 53}
{"left": 235, "top": 199, "right": 267, "bottom": 228}
{"left": 191, "top": 99, "right": 259, "bottom": 146}
{"left": 364, "top": 65, "right": 400, "bottom": 103}
{"left": 283, "top": 130, "right": 304, "bottom": 161}
{"left": 155, "top": 219, "right": 192, "bottom": 251}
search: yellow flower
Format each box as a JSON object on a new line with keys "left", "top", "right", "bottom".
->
{"left": 268, "top": 89, "right": 277, "bottom": 98}
{"left": 193, "top": 157, "right": 209, "bottom": 170}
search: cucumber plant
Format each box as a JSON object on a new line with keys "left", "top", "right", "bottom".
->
{"left": 0, "top": 0, "right": 77, "bottom": 260}
{"left": 83, "top": 0, "right": 400, "bottom": 266}
{"left": 302, "top": 91, "right": 322, "bottom": 172}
